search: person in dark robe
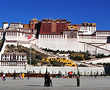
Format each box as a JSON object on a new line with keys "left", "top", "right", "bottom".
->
{"left": 13, "top": 71, "right": 16, "bottom": 80}
{"left": 76, "top": 75, "right": 80, "bottom": 87}
{"left": 27, "top": 71, "right": 30, "bottom": 80}
{"left": 44, "top": 69, "right": 51, "bottom": 87}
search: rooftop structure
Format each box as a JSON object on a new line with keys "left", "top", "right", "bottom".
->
{"left": 40, "top": 19, "right": 70, "bottom": 34}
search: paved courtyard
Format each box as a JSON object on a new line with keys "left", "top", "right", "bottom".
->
{"left": 0, "top": 76, "right": 110, "bottom": 90}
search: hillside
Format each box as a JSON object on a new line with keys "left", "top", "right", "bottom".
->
{"left": 4, "top": 45, "right": 49, "bottom": 65}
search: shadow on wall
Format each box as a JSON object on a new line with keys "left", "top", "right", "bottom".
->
{"left": 107, "top": 36, "right": 110, "bottom": 43}
{"left": 104, "top": 63, "right": 110, "bottom": 75}
{"left": 0, "top": 31, "right": 6, "bottom": 51}
{"left": 35, "top": 22, "right": 41, "bottom": 39}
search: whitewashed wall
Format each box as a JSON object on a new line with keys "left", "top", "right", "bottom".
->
{"left": 36, "top": 38, "right": 85, "bottom": 52}
{"left": 5, "top": 32, "right": 28, "bottom": 42}
{"left": 0, "top": 66, "right": 104, "bottom": 75}
{"left": 36, "top": 37, "right": 110, "bottom": 55}
{"left": 78, "top": 36, "right": 107, "bottom": 43}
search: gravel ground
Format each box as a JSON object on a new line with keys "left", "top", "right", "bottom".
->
{"left": 0, "top": 76, "right": 110, "bottom": 90}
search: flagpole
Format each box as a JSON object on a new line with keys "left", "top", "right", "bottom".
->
{"left": 28, "top": 34, "right": 32, "bottom": 65}
{"left": 30, "top": 43, "right": 32, "bottom": 65}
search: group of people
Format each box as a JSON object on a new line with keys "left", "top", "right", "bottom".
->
{"left": 44, "top": 72, "right": 80, "bottom": 87}
{"left": 44, "top": 72, "right": 52, "bottom": 87}
{"left": 13, "top": 72, "right": 25, "bottom": 80}
{"left": 1, "top": 73, "right": 25, "bottom": 80}
{"left": 0, "top": 72, "right": 80, "bottom": 87}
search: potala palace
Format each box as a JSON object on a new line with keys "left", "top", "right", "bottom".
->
{"left": 1, "top": 18, "right": 110, "bottom": 55}
{"left": 0, "top": 18, "right": 110, "bottom": 63}
{"left": 0, "top": 18, "right": 109, "bottom": 73}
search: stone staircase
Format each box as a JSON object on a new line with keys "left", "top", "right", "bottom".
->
{"left": 31, "top": 44, "right": 58, "bottom": 57}
{"left": 86, "top": 43, "right": 110, "bottom": 52}
{"left": 81, "top": 42, "right": 110, "bottom": 55}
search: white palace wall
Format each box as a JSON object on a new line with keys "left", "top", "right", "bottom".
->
{"left": 5, "top": 32, "right": 29, "bottom": 42}
{"left": 36, "top": 35, "right": 110, "bottom": 55}
{"left": 36, "top": 35, "right": 85, "bottom": 52}
{"left": 0, "top": 66, "right": 104, "bottom": 75}
{"left": 78, "top": 36, "right": 107, "bottom": 43}
{"left": 1, "top": 31, "right": 110, "bottom": 56}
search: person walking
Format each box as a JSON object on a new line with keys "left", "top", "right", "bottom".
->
{"left": 13, "top": 72, "right": 16, "bottom": 80}
{"left": 76, "top": 75, "right": 80, "bottom": 87}
{"left": 50, "top": 76, "right": 53, "bottom": 86}
{"left": 3, "top": 73, "right": 6, "bottom": 80}
{"left": 22, "top": 73, "right": 25, "bottom": 80}
{"left": 27, "top": 71, "right": 30, "bottom": 80}
{"left": 19, "top": 73, "right": 22, "bottom": 79}
{"left": 2, "top": 73, "right": 6, "bottom": 81}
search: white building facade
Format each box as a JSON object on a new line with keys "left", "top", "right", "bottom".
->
{"left": 0, "top": 21, "right": 110, "bottom": 58}
{"left": 0, "top": 53, "right": 27, "bottom": 66}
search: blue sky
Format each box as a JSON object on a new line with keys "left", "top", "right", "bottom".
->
{"left": 0, "top": 0, "right": 109, "bottom": 30}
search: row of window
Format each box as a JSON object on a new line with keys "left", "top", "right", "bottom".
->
{"left": 1, "top": 58, "right": 26, "bottom": 61}
{"left": 1, "top": 56, "right": 27, "bottom": 61}
{"left": 97, "top": 32, "right": 110, "bottom": 35}
{"left": 40, "top": 35, "right": 66, "bottom": 38}
{"left": 6, "top": 32, "right": 26, "bottom": 36}
{"left": 1, "top": 62, "right": 27, "bottom": 66}
{"left": 79, "top": 36, "right": 107, "bottom": 39}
